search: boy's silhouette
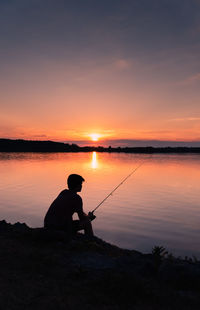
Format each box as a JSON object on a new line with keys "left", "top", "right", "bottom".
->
{"left": 44, "top": 174, "right": 94, "bottom": 236}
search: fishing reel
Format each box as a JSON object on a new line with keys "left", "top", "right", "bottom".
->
{"left": 88, "top": 211, "right": 96, "bottom": 221}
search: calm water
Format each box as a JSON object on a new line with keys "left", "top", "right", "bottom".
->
{"left": 0, "top": 152, "right": 200, "bottom": 258}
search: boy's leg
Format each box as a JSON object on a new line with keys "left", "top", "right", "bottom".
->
{"left": 72, "top": 219, "right": 94, "bottom": 237}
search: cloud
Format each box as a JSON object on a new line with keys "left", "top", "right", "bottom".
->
{"left": 169, "top": 117, "right": 200, "bottom": 121}
{"left": 113, "top": 59, "right": 132, "bottom": 70}
{"left": 31, "top": 134, "right": 47, "bottom": 138}
{"left": 186, "top": 73, "right": 200, "bottom": 83}
{"left": 179, "top": 72, "right": 200, "bottom": 85}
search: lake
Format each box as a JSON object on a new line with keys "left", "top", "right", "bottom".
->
{"left": 0, "top": 151, "right": 200, "bottom": 258}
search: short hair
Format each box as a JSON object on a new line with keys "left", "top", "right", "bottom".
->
{"left": 67, "top": 174, "right": 85, "bottom": 190}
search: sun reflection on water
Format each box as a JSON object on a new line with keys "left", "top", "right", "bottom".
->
{"left": 91, "top": 151, "right": 98, "bottom": 169}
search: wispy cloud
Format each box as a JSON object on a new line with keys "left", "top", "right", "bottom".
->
{"left": 186, "top": 73, "right": 200, "bottom": 83}
{"left": 169, "top": 117, "right": 200, "bottom": 122}
{"left": 32, "top": 134, "right": 47, "bottom": 138}
{"left": 179, "top": 72, "right": 200, "bottom": 85}
{"left": 113, "top": 58, "right": 132, "bottom": 70}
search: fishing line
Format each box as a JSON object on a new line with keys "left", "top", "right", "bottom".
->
{"left": 90, "top": 160, "right": 146, "bottom": 214}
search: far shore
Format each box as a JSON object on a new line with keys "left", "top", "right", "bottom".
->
{"left": 1, "top": 138, "right": 200, "bottom": 153}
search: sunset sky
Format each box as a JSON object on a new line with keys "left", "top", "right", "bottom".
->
{"left": 0, "top": 0, "right": 200, "bottom": 146}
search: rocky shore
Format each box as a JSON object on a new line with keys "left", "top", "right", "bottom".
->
{"left": 0, "top": 220, "right": 200, "bottom": 309}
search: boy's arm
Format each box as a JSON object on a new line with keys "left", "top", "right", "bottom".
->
{"left": 77, "top": 210, "right": 88, "bottom": 220}
{"left": 76, "top": 196, "right": 89, "bottom": 220}
{"left": 76, "top": 196, "right": 96, "bottom": 221}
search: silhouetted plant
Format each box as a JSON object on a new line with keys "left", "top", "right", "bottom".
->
{"left": 152, "top": 246, "right": 168, "bottom": 258}
{"left": 184, "top": 255, "right": 199, "bottom": 263}
{"left": 152, "top": 246, "right": 168, "bottom": 268}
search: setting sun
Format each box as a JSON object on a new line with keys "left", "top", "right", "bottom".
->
{"left": 89, "top": 133, "right": 101, "bottom": 142}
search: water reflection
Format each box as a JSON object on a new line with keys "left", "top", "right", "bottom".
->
{"left": 91, "top": 151, "right": 98, "bottom": 169}
{"left": 0, "top": 152, "right": 200, "bottom": 257}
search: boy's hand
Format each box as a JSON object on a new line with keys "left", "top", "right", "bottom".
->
{"left": 88, "top": 212, "right": 96, "bottom": 221}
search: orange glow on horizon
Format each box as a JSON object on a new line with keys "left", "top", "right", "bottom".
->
{"left": 1, "top": 126, "right": 200, "bottom": 144}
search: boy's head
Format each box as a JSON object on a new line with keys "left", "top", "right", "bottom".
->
{"left": 67, "top": 174, "right": 85, "bottom": 191}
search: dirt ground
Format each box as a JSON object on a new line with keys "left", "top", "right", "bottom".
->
{"left": 0, "top": 220, "right": 200, "bottom": 310}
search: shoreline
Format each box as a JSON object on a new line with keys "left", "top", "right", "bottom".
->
{"left": 1, "top": 220, "right": 200, "bottom": 309}
{"left": 1, "top": 138, "right": 200, "bottom": 153}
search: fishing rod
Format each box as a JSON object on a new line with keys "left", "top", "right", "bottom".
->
{"left": 88, "top": 161, "right": 146, "bottom": 220}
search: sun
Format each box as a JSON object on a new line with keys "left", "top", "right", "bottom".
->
{"left": 89, "top": 133, "right": 101, "bottom": 142}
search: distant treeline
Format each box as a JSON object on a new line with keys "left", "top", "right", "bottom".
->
{"left": 1, "top": 138, "right": 200, "bottom": 153}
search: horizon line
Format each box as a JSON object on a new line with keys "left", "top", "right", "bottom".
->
{"left": 1, "top": 137, "right": 200, "bottom": 148}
